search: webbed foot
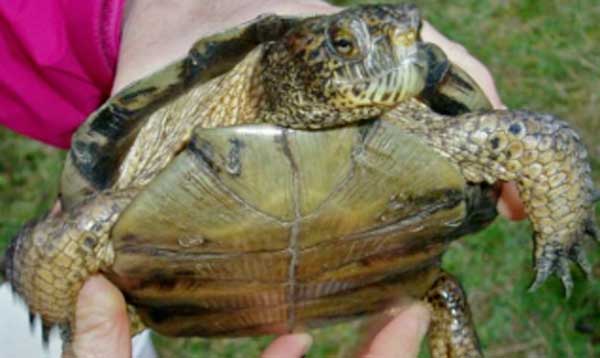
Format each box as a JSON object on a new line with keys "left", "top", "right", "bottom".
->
{"left": 4, "top": 192, "right": 131, "bottom": 347}
{"left": 393, "top": 103, "right": 598, "bottom": 296}
{"left": 529, "top": 216, "right": 598, "bottom": 297}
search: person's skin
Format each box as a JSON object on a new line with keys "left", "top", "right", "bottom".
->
{"left": 70, "top": 1, "right": 526, "bottom": 357}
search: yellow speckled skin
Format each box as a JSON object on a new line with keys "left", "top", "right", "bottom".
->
{"left": 5, "top": 192, "right": 133, "bottom": 335}
{"left": 389, "top": 100, "right": 597, "bottom": 296}
{"left": 3, "top": 4, "right": 598, "bottom": 358}
{"left": 426, "top": 273, "right": 482, "bottom": 358}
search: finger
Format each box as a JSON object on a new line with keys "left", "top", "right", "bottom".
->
{"left": 358, "top": 303, "right": 430, "bottom": 358}
{"left": 72, "top": 275, "right": 131, "bottom": 358}
{"left": 49, "top": 200, "right": 62, "bottom": 217}
{"left": 271, "top": 0, "right": 340, "bottom": 15}
{"left": 261, "top": 333, "right": 313, "bottom": 358}
{"left": 497, "top": 181, "right": 527, "bottom": 221}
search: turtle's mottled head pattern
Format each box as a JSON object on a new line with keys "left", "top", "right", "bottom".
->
{"left": 261, "top": 4, "right": 428, "bottom": 128}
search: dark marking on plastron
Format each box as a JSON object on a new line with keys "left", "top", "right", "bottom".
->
{"left": 173, "top": 269, "right": 197, "bottom": 277}
{"left": 188, "top": 137, "right": 221, "bottom": 174}
{"left": 226, "top": 138, "right": 244, "bottom": 176}
{"left": 137, "top": 271, "right": 179, "bottom": 291}
{"left": 146, "top": 306, "right": 179, "bottom": 325}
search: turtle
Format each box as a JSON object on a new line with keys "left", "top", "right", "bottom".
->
{"left": 4, "top": 4, "right": 598, "bottom": 357}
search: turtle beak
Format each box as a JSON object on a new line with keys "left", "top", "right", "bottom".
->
{"left": 360, "top": 28, "right": 427, "bottom": 107}
{"left": 388, "top": 27, "right": 421, "bottom": 69}
{"left": 390, "top": 28, "right": 417, "bottom": 48}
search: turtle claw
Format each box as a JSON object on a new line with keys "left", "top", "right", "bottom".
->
{"left": 529, "top": 212, "right": 598, "bottom": 297}
{"left": 28, "top": 312, "right": 36, "bottom": 332}
{"left": 570, "top": 243, "right": 592, "bottom": 278}
{"left": 585, "top": 218, "right": 599, "bottom": 242}
{"left": 528, "top": 267, "right": 552, "bottom": 293}
{"left": 529, "top": 241, "right": 559, "bottom": 293}
{"left": 557, "top": 257, "right": 574, "bottom": 298}
{"left": 41, "top": 324, "right": 52, "bottom": 347}
{"left": 529, "top": 240, "right": 588, "bottom": 298}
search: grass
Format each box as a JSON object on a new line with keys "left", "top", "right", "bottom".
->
{"left": 1, "top": 0, "right": 599, "bottom": 356}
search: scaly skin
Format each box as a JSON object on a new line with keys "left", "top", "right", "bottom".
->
{"left": 390, "top": 100, "right": 598, "bottom": 296}
{"left": 426, "top": 272, "right": 482, "bottom": 358}
{"left": 4, "top": 192, "right": 134, "bottom": 340}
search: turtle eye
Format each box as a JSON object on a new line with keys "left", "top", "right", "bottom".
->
{"left": 333, "top": 38, "right": 355, "bottom": 55}
{"left": 328, "top": 28, "right": 361, "bottom": 59}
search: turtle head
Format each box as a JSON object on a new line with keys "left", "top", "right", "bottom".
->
{"left": 260, "top": 5, "right": 429, "bottom": 128}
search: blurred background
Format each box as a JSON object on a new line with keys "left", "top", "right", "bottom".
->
{"left": 1, "top": 0, "right": 599, "bottom": 356}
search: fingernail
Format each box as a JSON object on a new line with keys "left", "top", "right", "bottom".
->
{"left": 497, "top": 182, "right": 527, "bottom": 221}
{"left": 296, "top": 333, "right": 313, "bottom": 356}
{"left": 497, "top": 197, "right": 511, "bottom": 218}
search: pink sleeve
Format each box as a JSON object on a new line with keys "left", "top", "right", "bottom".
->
{"left": 0, "top": 0, "right": 125, "bottom": 149}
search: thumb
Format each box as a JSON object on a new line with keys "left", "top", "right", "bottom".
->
{"left": 358, "top": 303, "right": 430, "bottom": 358}
{"left": 71, "top": 275, "right": 131, "bottom": 358}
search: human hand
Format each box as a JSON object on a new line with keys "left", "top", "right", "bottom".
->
{"left": 262, "top": 303, "right": 430, "bottom": 358}
{"left": 71, "top": 275, "right": 429, "bottom": 358}
{"left": 70, "top": 275, "right": 131, "bottom": 358}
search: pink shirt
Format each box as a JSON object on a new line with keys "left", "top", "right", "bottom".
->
{"left": 0, "top": 0, "right": 125, "bottom": 149}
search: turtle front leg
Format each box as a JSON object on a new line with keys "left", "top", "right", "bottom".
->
{"left": 393, "top": 102, "right": 598, "bottom": 296}
{"left": 425, "top": 272, "right": 482, "bottom": 358}
{"left": 3, "top": 192, "right": 132, "bottom": 346}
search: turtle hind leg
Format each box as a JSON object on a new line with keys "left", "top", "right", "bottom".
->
{"left": 128, "top": 304, "right": 147, "bottom": 336}
{"left": 398, "top": 104, "right": 598, "bottom": 296}
{"left": 425, "top": 272, "right": 482, "bottom": 358}
{"left": 4, "top": 192, "right": 132, "bottom": 348}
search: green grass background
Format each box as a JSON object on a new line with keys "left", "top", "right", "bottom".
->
{"left": 1, "top": 0, "right": 599, "bottom": 356}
